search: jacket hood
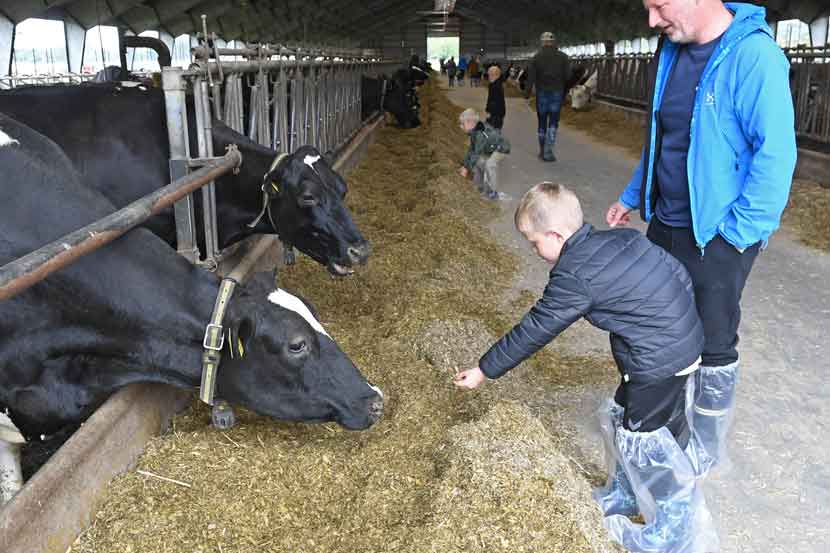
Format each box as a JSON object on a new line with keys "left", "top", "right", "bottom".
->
{"left": 723, "top": 3, "right": 773, "bottom": 44}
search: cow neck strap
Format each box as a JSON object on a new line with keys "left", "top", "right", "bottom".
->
{"left": 200, "top": 277, "right": 238, "bottom": 406}
{"left": 247, "top": 152, "right": 290, "bottom": 231}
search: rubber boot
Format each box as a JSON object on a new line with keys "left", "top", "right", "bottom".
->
{"left": 543, "top": 125, "right": 557, "bottom": 162}
{"left": 538, "top": 134, "right": 546, "bottom": 160}
{"left": 604, "top": 426, "right": 719, "bottom": 553}
{"left": 692, "top": 360, "right": 739, "bottom": 473}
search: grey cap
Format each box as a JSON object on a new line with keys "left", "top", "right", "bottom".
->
{"left": 540, "top": 31, "right": 555, "bottom": 43}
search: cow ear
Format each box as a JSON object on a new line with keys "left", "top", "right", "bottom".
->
{"left": 227, "top": 313, "right": 257, "bottom": 359}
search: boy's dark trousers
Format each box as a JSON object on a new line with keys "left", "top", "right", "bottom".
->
{"left": 646, "top": 218, "right": 760, "bottom": 367}
{"left": 614, "top": 374, "right": 691, "bottom": 447}
{"left": 487, "top": 114, "right": 504, "bottom": 129}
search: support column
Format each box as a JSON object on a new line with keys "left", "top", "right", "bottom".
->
{"left": 0, "top": 15, "right": 13, "bottom": 77}
{"left": 159, "top": 30, "right": 175, "bottom": 59}
{"left": 809, "top": 15, "right": 828, "bottom": 47}
{"left": 64, "top": 16, "right": 86, "bottom": 73}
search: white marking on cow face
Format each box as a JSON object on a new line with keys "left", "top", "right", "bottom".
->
{"left": 303, "top": 154, "right": 321, "bottom": 173}
{"left": 571, "top": 86, "right": 590, "bottom": 110}
{"left": 267, "top": 289, "right": 330, "bottom": 338}
{"left": 0, "top": 130, "right": 19, "bottom": 148}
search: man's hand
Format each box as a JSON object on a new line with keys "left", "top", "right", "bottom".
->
{"left": 453, "top": 367, "right": 486, "bottom": 390}
{"left": 606, "top": 201, "right": 633, "bottom": 228}
{"left": 458, "top": 166, "right": 469, "bottom": 178}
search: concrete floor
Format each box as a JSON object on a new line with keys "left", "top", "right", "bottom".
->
{"left": 444, "top": 77, "right": 830, "bottom": 553}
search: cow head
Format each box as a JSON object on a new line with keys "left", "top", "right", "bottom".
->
{"left": 264, "top": 146, "right": 371, "bottom": 276}
{"left": 214, "top": 281, "right": 383, "bottom": 430}
{"left": 570, "top": 70, "right": 598, "bottom": 111}
{"left": 381, "top": 78, "right": 421, "bottom": 129}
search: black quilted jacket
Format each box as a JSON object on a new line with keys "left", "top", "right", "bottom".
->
{"left": 480, "top": 224, "right": 704, "bottom": 383}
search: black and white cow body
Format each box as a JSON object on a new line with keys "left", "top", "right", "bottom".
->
{"left": 361, "top": 75, "right": 420, "bottom": 129}
{"left": 0, "top": 83, "right": 369, "bottom": 276}
{"left": 0, "top": 115, "right": 383, "bottom": 492}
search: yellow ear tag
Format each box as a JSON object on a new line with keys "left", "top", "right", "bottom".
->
{"left": 237, "top": 337, "right": 245, "bottom": 358}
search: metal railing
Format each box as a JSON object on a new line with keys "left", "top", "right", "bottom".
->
{"left": 0, "top": 73, "right": 97, "bottom": 89}
{"left": 563, "top": 46, "right": 830, "bottom": 145}
{"left": 164, "top": 32, "right": 400, "bottom": 268}
{"left": 0, "top": 149, "right": 242, "bottom": 302}
{"left": 1, "top": 26, "right": 401, "bottom": 270}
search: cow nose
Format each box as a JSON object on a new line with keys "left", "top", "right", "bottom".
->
{"left": 347, "top": 241, "right": 372, "bottom": 265}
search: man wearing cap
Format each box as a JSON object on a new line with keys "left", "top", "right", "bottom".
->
{"left": 525, "top": 32, "right": 570, "bottom": 162}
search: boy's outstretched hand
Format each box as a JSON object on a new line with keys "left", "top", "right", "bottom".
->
{"left": 458, "top": 166, "right": 469, "bottom": 178}
{"left": 453, "top": 367, "right": 486, "bottom": 389}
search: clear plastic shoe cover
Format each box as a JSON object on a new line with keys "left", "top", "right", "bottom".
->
{"left": 692, "top": 361, "right": 739, "bottom": 474}
{"left": 604, "top": 425, "right": 719, "bottom": 553}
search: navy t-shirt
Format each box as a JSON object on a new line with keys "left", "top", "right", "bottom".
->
{"left": 655, "top": 37, "right": 721, "bottom": 227}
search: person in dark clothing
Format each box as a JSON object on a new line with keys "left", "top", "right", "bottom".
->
{"left": 454, "top": 183, "right": 717, "bottom": 553}
{"left": 485, "top": 65, "right": 506, "bottom": 130}
{"left": 525, "top": 32, "right": 570, "bottom": 161}
{"left": 445, "top": 57, "right": 457, "bottom": 87}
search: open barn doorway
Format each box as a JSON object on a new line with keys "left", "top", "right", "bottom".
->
{"left": 427, "top": 36, "right": 459, "bottom": 71}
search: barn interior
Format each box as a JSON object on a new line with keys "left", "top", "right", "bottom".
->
{"left": 0, "top": 1, "right": 829, "bottom": 553}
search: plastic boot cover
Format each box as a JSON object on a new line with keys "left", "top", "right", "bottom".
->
{"left": 543, "top": 126, "right": 557, "bottom": 161}
{"left": 604, "top": 425, "right": 719, "bottom": 553}
{"left": 693, "top": 360, "right": 739, "bottom": 473}
{"left": 594, "top": 399, "right": 639, "bottom": 517}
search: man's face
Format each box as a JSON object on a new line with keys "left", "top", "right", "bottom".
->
{"left": 643, "top": 0, "right": 699, "bottom": 43}
{"left": 488, "top": 66, "right": 501, "bottom": 81}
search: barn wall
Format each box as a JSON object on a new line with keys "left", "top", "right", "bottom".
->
{"left": 372, "top": 15, "right": 509, "bottom": 62}
{"left": 379, "top": 23, "right": 427, "bottom": 61}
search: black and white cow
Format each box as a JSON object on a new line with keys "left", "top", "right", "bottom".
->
{"left": 567, "top": 66, "right": 598, "bottom": 110}
{"left": 361, "top": 75, "right": 420, "bottom": 129}
{"left": 0, "top": 115, "right": 383, "bottom": 501}
{"left": 0, "top": 82, "right": 369, "bottom": 276}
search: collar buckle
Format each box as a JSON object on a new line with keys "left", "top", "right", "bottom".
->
{"left": 203, "top": 323, "right": 226, "bottom": 351}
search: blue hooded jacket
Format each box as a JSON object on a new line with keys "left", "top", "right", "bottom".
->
{"left": 619, "top": 3, "right": 797, "bottom": 251}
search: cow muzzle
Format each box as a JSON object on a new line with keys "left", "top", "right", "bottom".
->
{"left": 328, "top": 241, "right": 371, "bottom": 276}
{"left": 347, "top": 241, "right": 371, "bottom": 266}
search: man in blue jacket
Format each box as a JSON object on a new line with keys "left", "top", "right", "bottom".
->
{"left": 606, "top": 0, "right": 797, "bottom": 477}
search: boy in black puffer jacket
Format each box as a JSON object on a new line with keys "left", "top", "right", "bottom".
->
{"left": 454, "top": 183, "right": 718, "bottom": 553}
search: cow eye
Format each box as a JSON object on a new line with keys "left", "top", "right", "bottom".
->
{"left": 288, "top": 340, "right": 307, "bottom": 354}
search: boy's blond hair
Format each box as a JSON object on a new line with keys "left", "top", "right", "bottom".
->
{"left": 459, "top": 108, "right": 479, "bottom": 124}
{"left": 515, "top": 182, "right": 584, "bottom": 234}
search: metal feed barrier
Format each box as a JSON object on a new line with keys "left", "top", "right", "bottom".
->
{"left": 564, "top": 46, "right": 830, "bottom": 146}
{"left": 165, "top": 19, "right": 399, "bottom": 268}
{"left": 0, "top": 20, "right": 401, "bottom": 299}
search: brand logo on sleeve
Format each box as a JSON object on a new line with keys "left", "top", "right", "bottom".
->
{"left": 704, "top": 90, "right": 715, "bottom": 106}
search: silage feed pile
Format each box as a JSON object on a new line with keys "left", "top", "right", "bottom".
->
{"left": 782, "top": 179, "right": 830, "bottom": 252}
{"left": 72, "top": 81, "right": 617, "bottom": 553}
{"left": 559, "top": 103, "right": 645, "bottom": 158}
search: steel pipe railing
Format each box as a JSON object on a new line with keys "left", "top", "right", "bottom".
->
{"left": 562, "top": 47, "right": 830, "bottom": 146}
{"left": 0, "top": 149, "right": 242, "bottom": 302}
